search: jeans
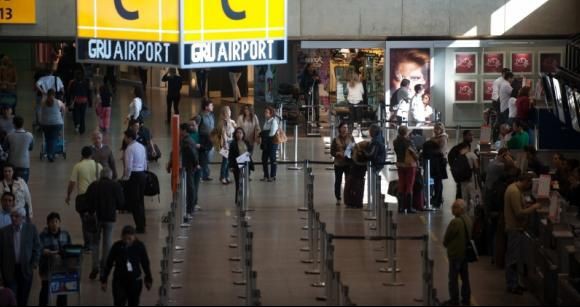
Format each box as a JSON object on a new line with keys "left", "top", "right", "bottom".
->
{"left": 78, "top": 211, "right": 92, "bottom": 248}
{"left": 113, "top": 278, "right": 143, "bottom": 306}
{"left": 334, "top": 165, "right": 350, "bottom": 201}
{"left": 448, "top": 258, "right": 471, "bottom": 304}
{"left": 129, "top": 172, "right": 147, "bottom": 232}
{"left": 15, "top": 167, "right": 29, "bottom": 183}
{"left": 262, "top": 142, "right": 279, "bottom": 179}
{"left": 42, "top": 124, "right": 62, "bottom": 159}
{"left": 186, "top": 169, "right": 201, "bottom": 214}
{"left": 39, "top": 280, "right": 67, "bottom": 306}
{"left": 166, "top": 95, "right": 180, "bottom": 122}
{"left": 73, "top": 103, "right": 88, "bottom": 134}
{"left": 200, "top": 149, "right": 212, "bottom": 180}
{"left": 92, "top": 222, "right": 115, "bottom": 271}
{"left": 506, "top": 230, "right": 525, "bottom": 289}
{"left": 220, "top": 157, "right": 230, "bottom": 180}
{"left": 229, "top": 72, "right": 242, "bottom": 101}
{"left": 6, "top": 265, "right": 32, "bottom": 307}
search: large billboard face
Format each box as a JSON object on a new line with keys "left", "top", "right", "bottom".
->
{"left": 76, "top": 0, "right": 287, "bottom": 68}
{"left": 390, "top": 48, "right": 430, "bottom": 93}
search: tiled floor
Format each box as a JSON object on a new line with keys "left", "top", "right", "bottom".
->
{"left": 15, "top": 82, "right": 540, "bottom": 306}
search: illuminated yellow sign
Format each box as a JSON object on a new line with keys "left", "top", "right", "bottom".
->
{"left": 76, "top": 0, "right": 287, "bottom": 68}
{"left": 0, "top": 0, "right": 36, "bottom": 24}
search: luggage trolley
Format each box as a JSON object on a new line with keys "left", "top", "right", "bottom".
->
{"left": 47, "top": 245, "right": 83, "bottom": 306}
{"left": 40, "top": 113, "right": 67, "bottom": 160}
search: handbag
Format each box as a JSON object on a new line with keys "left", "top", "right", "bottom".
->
{"left": 273, "top": 127, "right": 288, "bottom": 144}
{"left": 462, "top": 218, "right": 479, "bottom": 263}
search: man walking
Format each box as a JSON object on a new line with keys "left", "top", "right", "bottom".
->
{"left": 91, "top": 131, "right": 118, "bottom": 180}
{"left": 195, "top": 99, "right": 215, "bottom": 181}
{"left": 5, "top": 116, "right": 34, "bottom": 182}
{"left": 0, "top": 208, "right": 41, "bottom": 306}
{"left": 66, "top": 146, "right": 103, "bottom": 251}
{"left": 85, "top": 168, "right": 125, "bottom": 280}
{"left": 162, "top": 68, "right": 183, "bottom": 123}
{"left": 123, "top": 129, "right": 148, "bottom": 234}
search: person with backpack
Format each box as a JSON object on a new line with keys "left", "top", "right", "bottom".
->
{"left": 195, "top": 99, "right": 215, "bottom": 181}
{"left": 393, "top": 126, "right": 418, "bottom": 213}
{"left": 443, "top": 199, "right": 473, "bottom": 307}
{"left": 122, "top": 129, "right": 148, "bottom": 234}
{"left": 451, "top": 143, "right": 479, "bottom": 216}
{"left": 448, "top": 130, "right": 474, "bottom": 199}
{"left": 260, "top": 106, "right": 280, "bottom": 182}
{"left": 365, "top": 125, "right": 386, "bottom": 172}
{"left": 67, "top": 70, "right": 92, "bottom": 135}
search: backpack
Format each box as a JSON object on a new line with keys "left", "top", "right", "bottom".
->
{"left": 144, "top": 171, "right": 160, "bottom": 198}
{"left": 450, "top": 154, "right": 473, "bottom": 182}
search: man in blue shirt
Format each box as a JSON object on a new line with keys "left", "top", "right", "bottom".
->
{"left": 0, "top": 192, "right": 15, "bottom": 229}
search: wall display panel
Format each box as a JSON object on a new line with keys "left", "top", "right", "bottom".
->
{"left": 455, "top": 80, "right": 477, "bottom": 103}
{"left": 539, "top": 52, "right": 562, "bottom": 74}
{"left": 454, "top": 52, "right": 477, "bottom": 74}
{"left": 511, "top": 52, "right": 534, "bottom": 74}
{"left": 389, "top": 48, "right": 430, "bottom": 94}
{"left": 482, "top": 52, "right": 505, "bottom": 74}
{"left": 482, "top": 79, "right": 494, "bottom": 102}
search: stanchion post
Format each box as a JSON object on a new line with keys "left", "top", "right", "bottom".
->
{"left": 243, "top": 162, "right": 250, "bottom": 213}
{"left": 312, "top": 222, "right": 327, "bottom": 288}
{"left": 426, "top": 160, "right": 432, "bottom": 210}
{"left": 288, "top": 125, "right": 303, "bottom": 170}
{"left": 383, "top": 223, "right": 404, "bottom": 287}
{"left": 300, "top": 172, "right": 314, "bottom": 254}
{"left": 365, "top": 162, "right": 372, "bottom": 212}
{"left": 306, "top": 212, "right": 321, "bottom": 275}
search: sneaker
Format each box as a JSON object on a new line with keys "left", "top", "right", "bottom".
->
{"left": 221, "top": 178, "right": 229, "bottom": 185}
{"left": 269, "top": 177, "right": 276, "bottom": 182}
{"left": 407, "top": 208, "right": 417, "bottom": 214}
{"left": 89, "top": 269, "right": 99, "bottom": 280}
{"left": 336, "top": 201, "right": 341, "bottom": 206}
{"left": 194, "top": 205, "right": 202, "bottom": 211}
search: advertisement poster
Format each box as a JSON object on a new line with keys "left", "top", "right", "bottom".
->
{"left": 297, "top": 49, "right": 332, "bottom": 92}
{"left": 539, "top": 53, "right": 562, "bottom": 73}
{"left": 455, "top": 53, "right": 477, "bottom": 74}
{"left": 511, "top": 52, "right": 534, "bottom": 74}
{"left": 483, "top": 80, "right": 494, "bottom": 101}
{"left": 390, "top": 48, "right": 431, "bottom": 93}
{"left": 483, "top": 52, "right": 505, "bottom": 74}
{"left": 455, "top": 80, "right": 477, "bottom": 102}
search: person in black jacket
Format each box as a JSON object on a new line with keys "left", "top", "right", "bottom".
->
{"left": 100, "top": 225, "right": 152, "bottom": 307}
{"left": 229, "top": 128, "right": 254, "bottom": 204}
{"left": 161, "top": 68, "right": 183, "bottom": 123}
{"left": 68, "top": 70, "right": 92, "bottom": 135}
{"left": 86, "top": 168, "right": 125, "bottom": 280}
{"left": 422, "top": 139, "right": 448, "bottom": 209}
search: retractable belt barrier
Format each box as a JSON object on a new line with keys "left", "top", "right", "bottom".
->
{"left": 298, "top": 168, "right": 440, "bottom": 306}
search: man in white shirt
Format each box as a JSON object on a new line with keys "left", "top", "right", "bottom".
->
{"left": 123, "top": 129, "right": 148, "bottom": 234}
{"left": 491, "top": 68, "right": 511, "bottom": 103}
{"left": 498, "top": 72, "right": 514, "bottom": 125}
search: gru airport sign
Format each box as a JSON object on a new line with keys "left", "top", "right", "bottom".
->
{"left": 76, "top": 0, "right": 287, "bottom": 68}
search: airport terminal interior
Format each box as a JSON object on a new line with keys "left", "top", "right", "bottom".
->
{"left": 1, "top": 0, "right": 580, "bottom": 306}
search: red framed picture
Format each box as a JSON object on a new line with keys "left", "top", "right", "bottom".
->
{"left": 483, "top": 80, "right": 494, "bottom": 102}
{"left": 455, "top": 80, "right": 477, "bottom": 102}
{"left": 455, "top": 52, "right": 477, "bottom": 74}
{"left": 511, "top": 52, "right": 534, "bottom": 74}
{"left": 482, "top": 52, "right": 505, "bottom": 74}
{"left": 539, "top": 52, "right": 562, "bottom": 73}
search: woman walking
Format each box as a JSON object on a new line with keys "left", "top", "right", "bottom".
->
{"left": 96, "top": 84, "right": 113, "bottom": 132}
{"left": 330, "top": 122, "right": 355, "bottom": 206}
{"left": 236, "top": 105, "right": 261, "bottom": 153}
{"left": 217, "top": 106, "right": 236, "bottom": 185}
{"left": 39, "top": 89, "right": 65, "bottom": 162}
{"left": 260, "top": 106, "right": 279, "bottom": 182}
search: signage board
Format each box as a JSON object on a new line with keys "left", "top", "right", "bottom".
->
{"left": 0, "top": 0, "right": 36, "bottom": 24}
{"left": 76, "top": 0, "right": 287, "bottom": 68}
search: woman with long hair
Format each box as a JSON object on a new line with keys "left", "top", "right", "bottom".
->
{"left": 260, "top": 106, "right": 279, "bottom": 182}
{"left": 347, "top": 73, "right": 365, "bottom": 124}
{"left": 229, "top": 127, "right": 254, "bottom": 204}
{"left": 218, "top": 106, "right": 236, "bottom": 185}
{"left": 236, "top": 105, "right": 261, "bottom": 151}
{"left": 330, "top": 122, "right": 355, "bottom": 206}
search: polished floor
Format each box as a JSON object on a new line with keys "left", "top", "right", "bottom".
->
{"left": 14, "top": 81, "right": 540, "bottom": 306}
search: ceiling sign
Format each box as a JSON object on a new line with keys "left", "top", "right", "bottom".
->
{"left": 0, "top": 0, "right": 36, "bottom": 24}
{"left": 76, "top": 0, "right": 287, "bottom": 68}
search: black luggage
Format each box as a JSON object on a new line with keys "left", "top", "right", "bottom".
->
{"left": 344, "top": 165, "right": 366, "bottom": 208}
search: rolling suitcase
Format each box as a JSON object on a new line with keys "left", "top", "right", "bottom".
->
{"left": 344, "top": 165, "right": 366, "bottom": 208}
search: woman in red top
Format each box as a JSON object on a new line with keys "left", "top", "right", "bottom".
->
{"left": 515, "top": 86, "right": 531, "bottom": 121}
